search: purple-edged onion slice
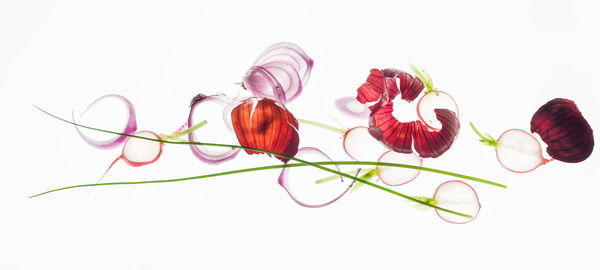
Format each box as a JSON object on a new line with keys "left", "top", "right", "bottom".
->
{"left": 434, "top": 181, "right": 481, "bottom": 224}
{"left": 377, "top": 151, "right": 422, "bottom": 186}
{"left": 243, "top": 61, "right": 302, "bottom": 104}
{"left": 253, "top": 42, "right": 314, "bottom": 86}
{"left": 188, "top": 93, "right": 240, "bottom": 164}
{"left": 278, "top": 147, "right": 354, "bottom": 208}
{"left": 334, "top": 96, "right": 370, "bottom": 119}
{"left": 73, "top": 94, "right": 137, "bottom": 149}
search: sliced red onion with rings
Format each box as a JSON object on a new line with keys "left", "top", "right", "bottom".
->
{"left": 434, "top": 181, "right": 481, "bottom": 224}
{"left": 188, "top": 93, "right": 240, "bottom": 164}
{"left": 253, "top": 42, "right": 314, "bottom": 86}
{"left": 242, "top": 66, "right": 287, "bottom": 104}
{"left": 278, "top": 147, "right": 354, "bottom": 208}
{"left": 334, "top": 96, "right": 370, "bottom": 119}
{"left": 73, "top": 94, "right": 137, "bottom": 149}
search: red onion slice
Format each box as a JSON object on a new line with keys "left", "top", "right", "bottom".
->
{"left": 434, "top": 181, "right": 481, "bottom": 224}
{"left": 334, "top": 96, "right": 370, "bottom": 119}
{"left": 242, "top": 66, "right": 287, "bottom": 104}
{"left": 73, "top": 94, "right": 137, "bottom": 149}
{"left": 278, "top": 147, "right": 354, "bottom": 208}
{"left": 188, "top": 94, "right": 240, "bottom": 164}
{"left": 253, "top": 42, "right": 314, "bottom": 86}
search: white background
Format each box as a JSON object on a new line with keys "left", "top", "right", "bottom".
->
{"left": 2, "top": 0, "right": 600, "bottom": 269}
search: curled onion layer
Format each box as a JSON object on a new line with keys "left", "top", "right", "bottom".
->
{"left": 231, "top": 97, "right": 299, "bottom": 163}
{"left": 355, "top": 68, "right": 459, "bottom": 158}
{"left": 73, "top": 94, "right": 137, "bottom": 149}
{"left": 188, "top": 94, "right": 240, "bottom": 164}
{"left": 334, "top": 96, "right": 370, "bottom": 119}
{"left": 243, "top": 42, "right": 313, "bottom": 104}
{"left": 434, "top": 181, "right": 481, "bottom": 224}
{"left": 530, "top": 98, "right": 594, "bottom": 163}
{"left": 278, "top": 147, "right": 354, "bottom": 208}
{"left": 253, "top": 42, "right": 314, "bottom": 87}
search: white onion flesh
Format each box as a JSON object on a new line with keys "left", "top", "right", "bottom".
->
{"left": 434, "top": 181, "right": 481, "bottom": 224}
{"left": 496, "top": 129, "right": 545, "bottom": 173}
{"left": 343, "top": 126, "right": 386, "bottom": 161}
{"left": 122, "top": 131, "right": 162, "bottom": 165}
{"left": 377, "top": 151, "right": 422, "bottom": 186}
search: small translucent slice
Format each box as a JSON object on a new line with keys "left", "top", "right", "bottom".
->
{"left": 253, "top": 42, "right": 314, "bottom": 87}
{"left": 377, "top": 151, "right": 422, "bottom": 186}
{"left": 278, "top": 147, "right": 354, "bottom": 208}
{"left": 343, "top": 126, "right": 386, "bottom": 161}
{"left": 417, "top": 91, "right": 458, "bottom": 130}
{"left": 334, "top": 96, "right": 370, "bottom": 119}
{"left": 122, "top": 131, "right": 163, "bottom": 167}
{"left": 496, "top": 129, "right": 546, "bottom": 173}
{"left": 73, "top": 94, "right": 137, "bottom": 149}
{"left": 188, "top": 94, "right": 240, "bottom": 164}
{"left": 434, "top": 181, "right": 481, "bottom": 224}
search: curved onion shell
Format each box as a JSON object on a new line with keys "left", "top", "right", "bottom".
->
{"left": 530, "top": 98, "right": 594, "bottom": 163}
{"left": 231, "top": 97, "right": 300, "bottom": 162}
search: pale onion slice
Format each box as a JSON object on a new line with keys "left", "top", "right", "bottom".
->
{"left": 253, "top": 42, "right": 314, "bottom": 86}
{"left": 242, "top": 61, "right": 302, "bottom": 104}
{"left": 377, "top": 151, "right": 422, "bottom": 186}
{"left": 434, "top": 181, "right": 481, "bottom": 224}
{"left": 278, "top": 147, "right": 354, "bottom": 208}
{"left": 496, "top": 129, "right": 546, "bottom": 173}
{"left": 416, "top": 91, "right": 458, "bottom": 130}
{"left": 73, "top": 94, "right": 137, "bottom": 149}
{"left": 121, "top": 131, "right": 163, "bottom": 166}
{"left": 343, "top": 126, "right": 385, "bottom": 161}
{"left": 188, "top": 94, "right": 240, "bottom": 164}
{"left": 334, "top": 96, "right": 370, "bottom": 119}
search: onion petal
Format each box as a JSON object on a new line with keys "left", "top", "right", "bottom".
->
{"left": 334, "top": 96, "right": 370, "bottom": 119}
{"left": 278, "top": 147, "right": 354, "bottom": 208}
{"left": 253, "top": 42, "right": 314, "bottom": 86}
{"left": 73, "top": 94, "right": 137, "bottom": 149}
{"left": 188, "top": 93, "right": 240, "bottom": 164}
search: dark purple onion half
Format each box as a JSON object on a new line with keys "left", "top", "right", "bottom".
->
{"left": 530, "top": 98, "right": 594, "bottom": 163}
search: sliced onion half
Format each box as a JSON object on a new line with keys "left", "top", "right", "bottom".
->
{"left": 496, "top": 129, "right": 546, "bottom": 173}
{"left": 253, "top": 42, "right": 314, "bottom": 86}
{"left": 334, "top": 96, "right": 370, "bottom": 119}
{"left": 278, "top": 147, "right": 354, "bottom": 208}
{"left": 188, "top": 94, "right": 240, "bottom": 164}
{"left": 434, "top": 181, "right": 481, "bottom": 224}
{"left": 377, "top": 151, "right": 422, "bottom": 186}
{"left": 417, "top": 91, "right": 459, "bottom": 130}
{"left": 73, "top": 94, "right": 137, "bottom": 149}
{"left": 343, "top": 126, "right": 386, "bottom": 161}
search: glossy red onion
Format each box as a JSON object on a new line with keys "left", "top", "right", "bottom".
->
{"left": 230, "top": 97, "right": 299, "bottom": 162}
{"left": 530, "top": 98, "right": 594, "bottom": 163}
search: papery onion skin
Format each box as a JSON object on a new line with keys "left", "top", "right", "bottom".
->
{"left": 530, "top": 98, "right": 594, "bottom": 163}
{"left": 231, "top": 97, "right": 299, "bottom": 162}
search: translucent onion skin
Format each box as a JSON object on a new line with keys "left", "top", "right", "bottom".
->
{"left": 230, "top": 97, "right": 300, "bottom": 163}
{"left": 530, "top": 98, "right": 594, "bottom": 163}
